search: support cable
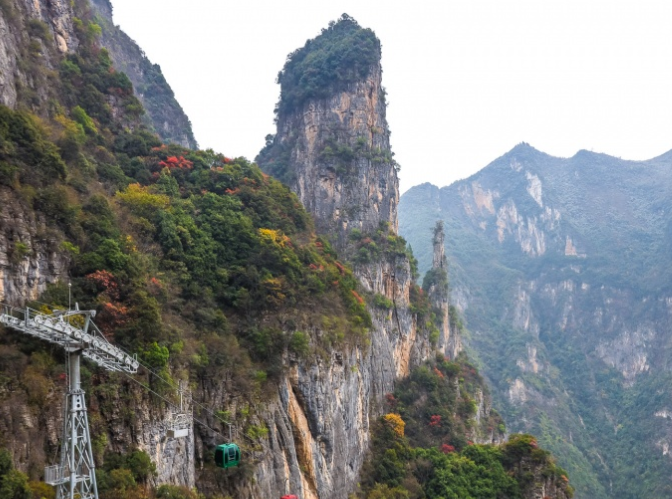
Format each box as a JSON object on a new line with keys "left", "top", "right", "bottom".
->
{"left": 129, "top": 355, "right": 238, "bottom": 428}
{"left": 118, "top": 370, "right": 256, "bottom": 445}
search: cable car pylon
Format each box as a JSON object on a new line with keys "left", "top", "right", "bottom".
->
{"left": 0, "top": 303, "right": 139, "bottom": 499}
{"left": 1, "top": 299, "right": 246, "bottom": 495}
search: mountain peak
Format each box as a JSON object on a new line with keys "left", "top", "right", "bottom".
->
{"left": 506, "top": 142, "right": 545, "bottom": 157}
{"left": 275, "top": 14, "right": 381, "bottom": 116}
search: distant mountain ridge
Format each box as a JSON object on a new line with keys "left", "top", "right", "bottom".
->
{"left": 400, "top": 143, "right": 672, "bottom": 498}
{"left": 90, "top": 0, "right": 198, "bottom": 149}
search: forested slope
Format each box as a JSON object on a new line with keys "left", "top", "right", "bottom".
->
{"left": 0, "top": 3, "right": 573, "bottom": 498}
{"left": 400, "top": 143, "right": 672, "bottom": 498}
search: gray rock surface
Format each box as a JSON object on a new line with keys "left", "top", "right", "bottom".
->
{"left": 0, "top": 188, "right": 69, "bottom": 305}
{"left": 252, "top": 55, "right": 461, "bottom": 498}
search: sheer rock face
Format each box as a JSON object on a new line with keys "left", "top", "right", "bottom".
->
{"left": 254, "top": 49, "right": 461, "bottom": 499}
{"left": 427, "top": 224, "right": 462, "bottom": 359}
{"left": 0, "top": 372, "right": 195, "bottom": 489}
{"left": 271, "top": 64, "right": 398, "bottom": 253}
{"left": 0, "top": 188, "right": 69, "bottom": 306}
{"left": 0, "top": 0, "right": 196, "bottom": 148}
{"left": 0, "top": 0, "right": 78, "bottom": 109}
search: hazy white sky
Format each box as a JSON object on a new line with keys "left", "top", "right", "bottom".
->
{"left": 111, "top": 0, "right": 672, "bottom": 193}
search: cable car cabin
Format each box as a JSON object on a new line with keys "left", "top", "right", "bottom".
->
{"left": 215, "top": 444, "right": 241, "bottom": 469}
{"left": 281, "top": 496, "right": 298, "bottom": 499}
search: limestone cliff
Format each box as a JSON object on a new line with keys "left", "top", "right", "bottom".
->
{"left": 0, "top": 0, "right": 195, "bottom": 490}
{"left": 89, "top": 0, "right": 198, "bottom": 149}
{"left": 251, "top": 15, "right": 463, "bottom": 499}
{"left": 400, "top": 144, "right": 672, "bottom": 498}
{"left": 0, "top": 0, "right": 78, "bottom": 110}
{"left": 0, "top": 0, "right": 196, "bottom": 147}
{"left": 260, "top": 61, "right": 398, "bottom": 253}
{"left": 0, "top": 188, "right": 69, "bottom": 306}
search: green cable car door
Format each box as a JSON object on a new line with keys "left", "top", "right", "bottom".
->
{"left": 215, "top": 443, "right": 241, "bottom": 469}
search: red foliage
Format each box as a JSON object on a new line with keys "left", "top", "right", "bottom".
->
{"left": 96, "top": 302, "right": 129, "bottom": 339}
{"left": 351, "top": 290, "right": 364, "bottom": 305}
{"left": 433, "top": 367, "right": 444, "bottom": 379}
{"left": 385, "top": 393, "right": 397, "bottom": 408}
{"left": 467, "top": 440, "right": 474, "bottom": 446}
{"left": 429, "top": 415, "right": 441, "bottom": 427}
{"left": 334, "top": 261, "right": 346, "bottom": 274}
{"left": 440, "top": 444, "right": 455, "bottom": 454}
{"left": 86, "top": 270, "right": 119, "bottom": 300}
{"left": 148, "top": 277, "right": 164, "bottom": 297}
{"left": 158, "top": 155, "right": 193, "bottom": 170}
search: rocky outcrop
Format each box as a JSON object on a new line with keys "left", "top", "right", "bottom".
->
{"left": 0, "top": 188, "right": 69, "bottom": 305}
{"left": 254, "top": 19, "right": 461, "bottom": 499}
{"left": 0, "top": 367, "right": 195, "bottom": 488}
{"left": 426, "top": 222, "right": 461, "bottom": 358}
{"left": 0, "top": 0, "right": 196, "bottom": 148}
{"left": 89, "top": 0, "right": 198, "bottom": 149}
{"left": 0, "top": 0, "right": 78, "bottom": 110}
{"left": 261, "top": 63, "right": 397, "bottom": 255}
{"left": 518, "top": 456, "right": 572, "bottom": 499}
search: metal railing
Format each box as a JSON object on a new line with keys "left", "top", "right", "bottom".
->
{"left": 0, "top": 303, "right": 138, "bottom": 373}
{"left": 44, "top": 465, "right": 65, "bottom": 485}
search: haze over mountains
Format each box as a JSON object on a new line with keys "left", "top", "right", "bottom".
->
{"left": 0, "top": 2, "right": 574, "bottom": 498}
{"left": 400, "top": 143, "right": 672, "bottom": 498}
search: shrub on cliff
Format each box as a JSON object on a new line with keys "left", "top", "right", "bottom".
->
{"left": 276, "top": 14, "right": 380, "bottom": 115}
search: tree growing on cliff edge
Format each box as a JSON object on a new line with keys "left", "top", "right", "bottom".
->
{"left": 276, "top": 13, "right": 381, "bottom": 115}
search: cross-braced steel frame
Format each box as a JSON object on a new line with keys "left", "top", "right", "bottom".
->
{"left": 0, "top": 304, "right": 139, "bottom": 499}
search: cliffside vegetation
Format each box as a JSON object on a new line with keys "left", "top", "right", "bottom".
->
{"left": 0, "top": 3, "right": 370, "bottom": 497}
{"left": 399, "top": 145, "right": 672, "bottom": 498}
{"left": 257, "top": 14, "right": 382, "bottom": 185}
{"left": 89, "top": 0, "right": 198, "bottom": 149}
{"left": 358, "top": 356, "right": 573, "bottom": 499}
{"left": 276, "top": 14, "right": 380, "bottom": 116}
{"left": 0, "top": 3, "right": 573, "bottom": 498}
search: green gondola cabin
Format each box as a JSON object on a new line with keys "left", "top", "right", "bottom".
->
{"left": 215, "top": 443, "right": 241, "bottom": 469}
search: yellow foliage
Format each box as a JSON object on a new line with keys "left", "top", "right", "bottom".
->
{"left": 124, "top": 235, "right": 137, "bottom": 253}
{"left": 262, "top": 276, "right": 287, "bottom": 306}
{"left": 54, "top": 113, "right": 85, "bottom": 142}
{"left": 29, "top": 480, "right": 56, "bottom": 499}
{"left": 116, "top": 183, "right": 170, "bottom": 215}
{"left": 383, "top": 413, "right": 405, "bottom": 438}
{"left": 258, "top": 228, "right": 289, "bottom": 247}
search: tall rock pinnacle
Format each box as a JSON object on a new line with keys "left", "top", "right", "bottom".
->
{"left": 257, "top": 14, "right": 399, "bottom": 253}
{"left": 252, "top": 17, "right": 462, "bottom": 499}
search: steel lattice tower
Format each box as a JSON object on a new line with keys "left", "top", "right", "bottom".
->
{"left": 0, "top": 305, "right": 139, "bottom": 499}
